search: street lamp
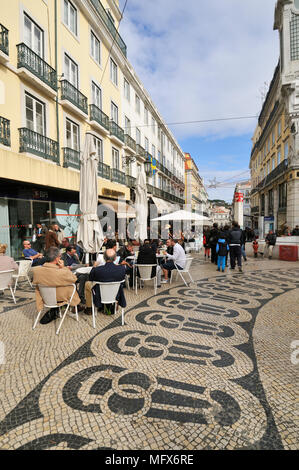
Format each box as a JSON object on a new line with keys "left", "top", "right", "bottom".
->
{"left": 122, "top": 153, "right": 153, "bottom": 177}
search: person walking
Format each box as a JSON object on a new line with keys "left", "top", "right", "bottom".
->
{"left": 228, "top": 221, "right": 243, "bottom": 272}
{"left": 209, "top": 223, "right": 219, "bottom": 265}
{"left": 203, "top": 230, "right": 210, "bottom": 260}
{"left": 45, "top": 225, "right": 60, "bottom": 250}
{"left": 216, "top": 234, "right": 229, "bottom": 273}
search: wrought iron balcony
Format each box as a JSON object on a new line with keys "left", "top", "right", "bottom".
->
{"left": 109, "top": 121, "right": 124, "bottom": 143}
{"left": 62, "top": 147, "right": 80, "bottom": 170}
{"left": 136, "top": 144, "right": 146, "bottom": 158}
{"left": 252, "top": 159, "right": 288, "bottom": 193}
{"left": 111, "top": 168, "right": 126, "bottom": 184}
{"left": 251, "top": 206, "right": 259, "bottom": 214}
{"left": 90, "top": 0, "right": 127, "bottom": 57}
{"left": 98, "top": 161, "right": 111, "bottom": 180}
{"left": 0, "top": 24, "right": 9, "bottom": 56}
{"left": 0, "top": 117, "right": 10, "bottom": 146}
{"left": 19, "top": 128, "right": 59, "bottom": 162}
{"left": 61, "top": 80, "right": 88, "bottom": 115}
{"left": 89, "top": 104, "right": 109, "bottom": 131}
{"left": 124, "top": 134, "right": 136, "bottom": 152}
{"left": 17, "top": 43, "right": 57, "bottom": 91}
{"left": 126, "top": 175, "right": 136, "bottom": 188}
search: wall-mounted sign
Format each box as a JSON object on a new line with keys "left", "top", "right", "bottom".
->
{"left": 234, "top": 192, "right": 244, "bottom": 202}
{"left": 102, "top": 188, "right": 125, "bottom": 198}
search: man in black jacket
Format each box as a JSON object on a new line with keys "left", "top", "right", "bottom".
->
{"left": 136, "top": 240, "right": 161, "bottom": 286}
{"left": 209, "top": 223, "right": 219, "bottom": 265}
{"left": 84, "top": 249, "right": 126, "bottom": 315}
{"left": 264, "top": 230, "right": 277, "bottom": 259}
{"left": 228, "top": 221, "right": 243, "bottom": 272}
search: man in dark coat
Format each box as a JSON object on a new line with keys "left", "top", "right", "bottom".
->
{"left": 84, "top": 249, "right": 126, "bottom": 315}
{"left": 228, "top": 221, "right": 243, "bottom": 272}
{"left": 136, "top": 240, "right": 161, "bottom": 286}
{"left": 209, "top": 223, "right": 219, "bottom": 265}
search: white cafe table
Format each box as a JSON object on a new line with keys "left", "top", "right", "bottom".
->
{"left": 75, "top": 266, "right": 92, "bottom": 274}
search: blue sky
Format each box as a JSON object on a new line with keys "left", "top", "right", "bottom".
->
{"left": 118, "top": 0, "right": 279, "bottom": 201}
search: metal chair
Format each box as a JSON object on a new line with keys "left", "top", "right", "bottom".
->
{"left": 134, "top": 264, "right": 157, "bottom": 296}
{"left": 0, "top": 270, "right": 16, "bottom": 304}
{"left": 91, "top": 281, "right": 125, "bottom": 329}
{"left": 170, "top": 257, "right": 194, "bottom": 287}
{"left": 185, "top": 242, "right": 195, "bottom": 254}
{"left": 13, "top": 260, "right": 33, "bottom": 294}
{"left": 33, "top": 283, "right": 78, "bottom": 335}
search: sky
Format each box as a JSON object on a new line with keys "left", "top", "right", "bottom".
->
{"left": 118, "top": 0, "right": 279, "bottom": 202}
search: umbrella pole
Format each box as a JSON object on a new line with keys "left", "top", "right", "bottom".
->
{"left": 85, "top": 253, "right": 89, "bottom": 265}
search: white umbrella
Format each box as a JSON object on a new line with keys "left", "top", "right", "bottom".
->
{"left": 77, "top": 133, "right": 103, "bottom": 254}
{"left": 134, "top": 166, "right": 148, "bottom": 241}
{"left": 151, "top": 209, "right": 211, "bottom": 222}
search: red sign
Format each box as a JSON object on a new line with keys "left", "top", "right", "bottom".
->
{"left": 234, "top": 192, "right": 243, "bottom": 202}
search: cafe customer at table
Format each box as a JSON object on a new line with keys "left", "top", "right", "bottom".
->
{"left": 23, "top": 240, "right": 46, "bottom": 266}
{"left": 161, "top": 238, "right": 186, "bottom": 283}
{"left": 83, "top": 249, "right": 126, "bottom": 315}
{"left": 136, "top": 240, "right": 161, "bottom": 287}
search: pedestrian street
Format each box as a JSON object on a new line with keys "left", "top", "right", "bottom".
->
{"left": 0, "top": 255, "right": 298, "bottom": 450}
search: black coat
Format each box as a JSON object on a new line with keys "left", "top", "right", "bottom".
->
{"left": 228, "top": 228, "right": 243, "bottom": 245}
{"left": 89, "top": 262, "right": 126, "bottom": 308}
{"left": 209, "top": 228, "right": 219, "bottom": 246}
{"left": 136, "top": 245, "right": 157, "bottom": 278}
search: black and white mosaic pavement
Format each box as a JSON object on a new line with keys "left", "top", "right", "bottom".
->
{"left": 0, "top": 264, "right": 298, "bottom": 450}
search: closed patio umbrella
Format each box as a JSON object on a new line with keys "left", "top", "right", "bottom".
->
{"left": 134, "top": 166, "right": 148, "bottom": 242}
{"left": 77, "top": 133, "right": 103, "bottom": 254}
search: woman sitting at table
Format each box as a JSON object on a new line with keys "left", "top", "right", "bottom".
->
{"left": 0, "top": 243, "right": 18, "bottom": 272}
{"left": 136, "top": 240, "right": 161, "bottom": 287}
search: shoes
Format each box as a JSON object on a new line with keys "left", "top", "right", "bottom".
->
{"left": 238, "top": 267, "right": 243, "bottom": 272}
{"left": 217, "top": 268, "right": 220, "bottom": 271}
{"left": 244, "top": 258, "right": 247, "bottom": 262}
{"left": 222, "top": 269, "right": 225, "bottom": 272}
{"left": 161, "top": 279, "right": 169, "bottom": 283}
{"left": 40, "top": 308, "right": 59, "bottom": 324}
{"left": 84, "top": 307, "right": 92, "bottom": 315}
{"left": 231, "top": 267, "right": 235, "bottom": 270}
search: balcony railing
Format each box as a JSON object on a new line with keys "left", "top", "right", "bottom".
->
{"left": 111, "top": 168, "right": 126, "bottom": 185}
{"left": 89, "top": 104, "right": 109, "bottom": 131}
{"left": 98, "top": 161, "right": 111, "bottom": 180}
{"left": 0, "top": 24, "right": 9, "bottom": 56}
{"left": 126, "top": 175, "right": 136, "bottom": 188}
{"left": 17, "top": 43, "right": 57, "bottom": 91}
{"left": 124, "top": 134, "right": 136, "bottom": 152}
{"left": 109, "top": 121, "right": 124, "bottom": 143}
{"left": 90, "top": 0, "right": 127, "bottom": 57}
{"left": 136, "top": 144, "right": 146, "bottom": 158}
{"left": 19, "top": 128, "right": 58, "bottom": 162}
{"left": 146, "top": 183, "right": 184, "bottom": 205}
{"left": 61, "top": 80, "right": 88, "bottom": 115}
{"left": 251, "top": 159, "right": 288, "bottom": 194}
{"left": 251, "top": 206, "right": 259, "bottom": 214}
{"left": 0, "top": 117, "right": 10, "bottom": 146}
{"left": 62, "top": 147, "right": 80, "bottom": 169}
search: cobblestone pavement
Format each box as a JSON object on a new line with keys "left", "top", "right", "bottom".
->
{"left": 0, "top": 255, "right": 298, "bottom": 450}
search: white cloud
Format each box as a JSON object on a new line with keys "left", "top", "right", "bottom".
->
{"left": 119, "top": 0, "right": 279, "bottom": 140}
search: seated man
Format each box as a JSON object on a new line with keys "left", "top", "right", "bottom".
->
{"left": 61, "top": 244, "right": 81, "bottom": 268}
{"left": 84, "top": 249, "right": 126, "bottom": 315}
{"left": 161, "top": 239, "right": 186, "bottom": 283}
{"left": 33, "top": 246, "right": 82, "bottom": 324}
{"left": 23, "top": 240, "right": 46, "bottom": 266}
{"left": 95, "top": 239, "right": 120, "bottom": 266}
{"left": 136, "top": 240, "right": 161, "bottom": 287}
{"left": 117, "top": 242, "right": 134, "bottom": 288}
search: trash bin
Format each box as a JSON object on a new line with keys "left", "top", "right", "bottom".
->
{"left": 279, "top": 245, "right": 298, "bottom": 261}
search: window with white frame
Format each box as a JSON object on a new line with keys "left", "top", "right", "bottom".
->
{"left": 135, "top": 94, "right": 140, "bottom": 114}
{"left": 110, "top": 58, "right": 118, "bottom": 86}
{"left": 64, "top": 53, "right": 78, "bottom": 87}
{"left": 124, "top": 78, "right": 130, "bottom": 101}
{"left": 272, "top": 156, "right": 275, "bottom": 171}
{"left": 66, "top": 118, "right": 79, "bottom": 150}
{"left": 111, "top": 101, "right": 118, "bottom": 124}
{"left": 277, "top": 148, "right": 281, "bottom": 164}
{"left": 124, "top": 116, "right": 131, "bottom": 136}
{"left": 93, "top": 136, "right": 103, "bottom": 162}
{"left": 272, "top": 129, "right": 275, "bottom": 146}
{"left": 144, "top": 107, "right": 148, "bottom": 125}
{"left": 284, "top": 140, "right": 289, "bottom": 158}
{"left": 92, "top": 81, "right": 102, "bottom": 109}
{"left": 136, "top": 128, "right": 141, "bottom": 145}
{"left": 144, "top": 137, "right": 149, "bottom": 152}
{"left": 25, "top": 92, "right": 45, "bottom": 135}
{"left": 64, "top": 0, "right": 77, "bottom": 36}
{"left": 24, "top": 13, "right": 44, "bottom": 57}
{"left": 152, "top": 144, "right": 156, "bottom": 158}
{"left": 112, "top": 147, "right": 119, "bottom": 169}
{"left": 91, "top": 31, "right": 101, "bottom": 64}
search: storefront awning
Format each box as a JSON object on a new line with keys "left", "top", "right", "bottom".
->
{"left": 98, "top": 197, "right": 136, "bottom": 218}
{"left": 152, "top": 196, "right": 169, "bottom": 214}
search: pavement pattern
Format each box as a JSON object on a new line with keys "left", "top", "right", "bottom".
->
{"left": 0, "top": 255, "right": 298, "bottom": 450}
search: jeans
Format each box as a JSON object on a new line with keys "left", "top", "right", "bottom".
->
{"left": 217, "top": 256, "right": 226, "bottom": 271}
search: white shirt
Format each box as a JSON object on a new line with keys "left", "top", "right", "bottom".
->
{"left": 166, "top": 243, "right": 186, "bottom": 269}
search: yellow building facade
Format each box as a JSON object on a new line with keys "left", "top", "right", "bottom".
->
{"left": 0, "top": 0, "right": 185, "bottom": 257}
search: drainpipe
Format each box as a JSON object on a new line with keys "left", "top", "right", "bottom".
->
{"left": 55, "top": 0, "right": 60, "bottom": 165}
